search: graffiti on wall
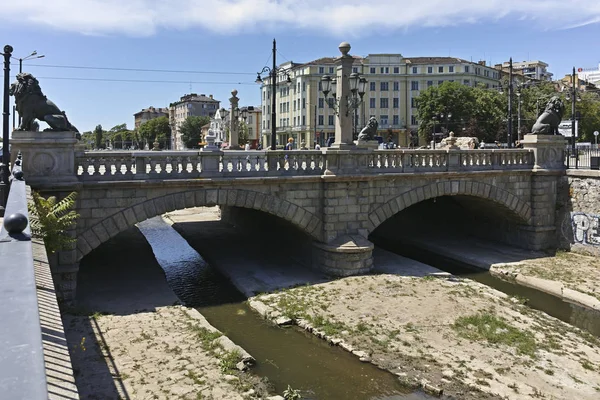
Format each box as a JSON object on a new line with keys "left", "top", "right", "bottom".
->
{"left": 571, "top": 212, "right": 600, "bottom": 246}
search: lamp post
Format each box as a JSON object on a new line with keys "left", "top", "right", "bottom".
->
{"left": 507, "top": 57, "right": 513, "bottom": 148}
{"left": 516, "top": 90, "right": 522, "bottom": 141}
{"left": 570, "top": 67, "right": 577, "bottom": 157}
{"left": 0, "top": 45, "right": 12, "bottom": 216}
{"left": 256, "top": 39, "right": 291, "bottom": 150}
{"left": 319, "top": 43, "right": 366, "bottom": 148}
{"left": 431, "top": 112, "right": 451, "bottom": 149}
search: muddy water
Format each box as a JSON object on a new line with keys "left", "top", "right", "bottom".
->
{"left": 371, "top": 235, "right": 600, "bottom": 337}
{"left": 137, "top": 218, "right": 430, "bottom": 400}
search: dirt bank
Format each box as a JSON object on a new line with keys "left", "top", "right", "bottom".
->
{"left": 63, "top": 227, "right": 267, "bottom": 400}
{"left": 250, "top": 259, "right": 600, "bottom": 400}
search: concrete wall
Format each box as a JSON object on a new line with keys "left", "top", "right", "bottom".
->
{"left": 557, "top": 170, "right": 600, "bottom": 255}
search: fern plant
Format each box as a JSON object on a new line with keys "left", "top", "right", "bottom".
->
{"left": 28, "top": 191, "right": 79, "bottom": 254}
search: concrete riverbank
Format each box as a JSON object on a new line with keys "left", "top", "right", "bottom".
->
{"left": 167, "top": 207, "right": 600, "bottom": 400}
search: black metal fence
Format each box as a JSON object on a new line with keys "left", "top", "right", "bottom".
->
{"left": 565, "top": 146, "right": 600, "bottom": 170}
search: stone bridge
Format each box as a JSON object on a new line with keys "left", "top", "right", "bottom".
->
{"left": 10, "top": 131, "right": 567, "bottom": 301}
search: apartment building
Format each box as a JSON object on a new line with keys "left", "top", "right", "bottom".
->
{"left": 241, "top": 106, "right": 262, "bottom": 148}
{"left": 578, "top": 63, "right": 600, "bottom": 86}
{"left": 133, "top": 106, "right": 169, "bottom": 129}
{"left": 259, "top": 54, "right": 500, "bottom": 148}
{"left": 496, "top": 60, "right": 553, "bottom": 81}
{"left": 169, "top": 93, "right": 220, "bottom": 150}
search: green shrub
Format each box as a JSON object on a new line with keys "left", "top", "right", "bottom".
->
{"left": 28, "top": 191, "right": 79, "bottom": 253}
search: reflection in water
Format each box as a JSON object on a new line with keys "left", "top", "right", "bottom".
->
{"left": 137, "top": 217, "right": 430, "bottom": 400}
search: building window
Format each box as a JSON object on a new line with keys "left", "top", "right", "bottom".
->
{"left": 438, "top": 66, "right": 444, "bottom": 73}
{"left": 329, "top": 67, "right": 334, "bottom": 73}
{"left": 353, "top": 67, "right": 358, "bottom": 73}
{"left": 411, "top": 115, "right": 417, "bottom": 125}
{"left": 411, "top": 98, "right": 417, "bottom": 108}
{"left": 393, "top": 98, "right": 399, "bottom": 108}
{"left": 380, "top": 98, "right": 389, "bottom": 108}
{"left": 302, "top": 98, "right": 306, "bottom": 109}
{"left": 370, "top": 98, "right": 376, "bottom": 108}
{"left": 328, "top": 115, "right": 334, "bottom": 126}
{"left": 427, "top": 80, "right": 433, "bottom": 88}
{"left": 370, "top": 82, "right": 376, "bottom": 91}
{"left": 394, "top": 67, "right": 399, "bottom": 73}
{"left": 411, "top": 81, "right": 419, "bottom": 90}
{"left": 463, "top": 79, "right": 470, "bottom": 86}
{"left": 293, "top": 117, "right": 296, "bottom": 126}
{"left": 428, "top": 66, "right": 433, "bottom": 73}
{"left": 380, "top": 82, "right": 389, "bottom": 91}
{"left": 449, "top": 66, "right": 454, "bottom": 73}
{"left": 380, "top": 67, "right": 384, "bottom": 73}
{"left": 318, "top": 98, "right": 324, "bottom": 108}
{"left": 438, "top": 80, "right": 444, "bottom": 86}
{"left": 302, "top": 116, "right": 306, "bottom": 125}
{"left": 318, "top": 81, "right": 322, "bottom": 91}
{"left": 327, "top": 98, "right": 335, "bottom": 108}
{"left": 393, "top": 81, "right": 399, "bottom": 91}
{"left": 248, "top": 115, "right": 253, "bottom": 124}
{"left": 412, "top": 67, "right": 418, "bottom": 74}
{"left": 380, "top": 115, "right": 388, "bottom": 125}
{"left": 393, "top": 115, "right": 399, "bottom": 125}
{"left": 248, "top": 127, "right": 253, "bottom": 136}
{"left": 318, "top": 115, "right": 324, "bottom": 125}
{"left": 464, "top": 66, "right": 470, "bottom": 73}
{"left": 319, "top": 67, "right": 324, "bottom": 74}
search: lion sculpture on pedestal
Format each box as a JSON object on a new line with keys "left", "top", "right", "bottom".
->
{"left": 9, "top": 73, "right": 78, "bottom": 132}
{"left": 530, "top": 96, "right": 564, "bottom": 135}
{"left": 357, "top": 116, "right": 378, "bottom": 142}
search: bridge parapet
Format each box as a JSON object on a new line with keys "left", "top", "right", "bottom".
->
{"left": 74, "top": 148, "right": 534, "bottom": 181}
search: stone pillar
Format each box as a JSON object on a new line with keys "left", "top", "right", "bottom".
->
{"left": 228, "top": 89, "right": 240, "bottom": 150}
{"left": 10, "top": 131, "right": 79, "bottom": 188}
{"left": 519, "top": 134, "right": 567, "bottom": 250}
{"left": 312, "top": 235, "right": 374, "bottom": 276}
{"left": 330, "top": 42, "right": 356, "bottom": 150}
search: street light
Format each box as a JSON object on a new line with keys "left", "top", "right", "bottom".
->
{"left": 431, "top": 112, "right": 451, "bottom": 149}
{"left": 320, "top": 71, "right": 367, "bottom": 139}
{"left": 565, "top": 67, "right": 580, "bottom": 160}
{"left": 256, "top": 39, "right": 292, "bottom": 150}
{"left": 0, "top": 45, "right": 12, "bottom": 216}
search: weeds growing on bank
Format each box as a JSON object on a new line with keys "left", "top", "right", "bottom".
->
{"left": 452, "top": 312, "right": 537, "bottom": 357}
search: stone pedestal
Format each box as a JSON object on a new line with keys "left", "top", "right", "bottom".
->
{"left": 312, "top": 235, "right": 374, "bottom": 276}
{"left": 521, "top": 134, "right": 567, "bottom": 170}
{"left": 354, "top": 140, "right": 379, "bottom": 150}
{"left": 10, "top": 131, "right": 79, "bottom": 187}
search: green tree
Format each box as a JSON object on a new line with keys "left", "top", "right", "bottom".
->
{"left": 238, "top": 120, "right": 250, "bottom": 146}
{"left": 93, "top": 124, "right": 104, "bottom": 149}
{"left": 179, "top": 115, "right": 210, "bottom": 149}
{"left": 415, "top": 81, "right": 475, "bottom": 144}
{"left": 138, "top": 116, "right": 171, "bottom": 149}
{"left": 562, "top": 91, "right": 600, "bottom": 143}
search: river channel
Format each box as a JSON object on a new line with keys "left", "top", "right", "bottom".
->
{"left": 133, "top": 216, "right": 430, "bottom": 400}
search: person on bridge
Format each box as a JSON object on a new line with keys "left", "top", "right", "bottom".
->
{"left": 285, "top": 138, "right": 294, "bottom": 151}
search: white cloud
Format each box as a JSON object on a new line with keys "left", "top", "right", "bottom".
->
{"left": 1, "top": 0, "right": 599, "bottom": 36}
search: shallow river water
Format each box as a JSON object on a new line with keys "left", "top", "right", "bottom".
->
{"left": 137, "top": 217, "right": 430, "bottom": 400}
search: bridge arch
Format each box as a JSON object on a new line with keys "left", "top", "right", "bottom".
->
{"left": 366, "top": 180, "right": 532, "bottom": 235}
{"left": 76, "top": 187, "right": 323, "bottom": 261}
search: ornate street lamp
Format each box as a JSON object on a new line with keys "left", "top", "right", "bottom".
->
{"left": 320, "top": 69, "right": 367, "bottom": 140}
{"left": 256, "top": 39, "right": 292, "bottom": 150}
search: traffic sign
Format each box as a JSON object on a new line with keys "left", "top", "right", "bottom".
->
{"left": 594, "top": 131, "right": 599, "bottom": 136}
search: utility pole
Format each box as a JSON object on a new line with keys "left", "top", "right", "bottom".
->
{"left": 270, "top": 39, "right": 277, "bottom": 150}
{"left": 507, "top": 58, "right": 513, "bottom": 148}
{"left": 571, "top": 67, "right": 577, "bottom": 167}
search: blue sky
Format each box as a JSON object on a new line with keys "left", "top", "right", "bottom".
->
{"left": 1, "top": 0, "right": 599, "bottom": 133}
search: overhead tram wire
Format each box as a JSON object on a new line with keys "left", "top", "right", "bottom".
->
{"left": 23, "top": 76, "right": 256, "bottom": 85}
{"left": 21, "top": 63, "right": 256, "bottom": 76}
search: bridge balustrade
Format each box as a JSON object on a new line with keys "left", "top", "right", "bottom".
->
{"left": 75, "top": 148, "right": 534, "bottom": 181}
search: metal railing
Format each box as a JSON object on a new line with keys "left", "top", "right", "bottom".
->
{"left": 0, "top": 153, "right": 48, "bottom": 400}
{"left": 565, "top": 146, "right": 600, "bottom": 169}
{"left": 75, "top": 148, "right": 534, "bottom": 181}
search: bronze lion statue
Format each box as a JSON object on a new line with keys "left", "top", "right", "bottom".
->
{"left": 357, "top": 116, "right": 378, "bottom": 142}
{"left": 9, "top": 73, "right": 78, "bottom": 132}
{"left": 531, "top": 96, "right": 564, "bottom": 135}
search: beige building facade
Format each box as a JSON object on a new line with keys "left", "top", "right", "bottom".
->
{"left": 259, "top": 54, "right": 501, "bottom": 148}
{"left": 169, "top": 93, "right": 220, "bottom": 150}
{"left": 133, "top": 106, "right": 169, "bottom": 130}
